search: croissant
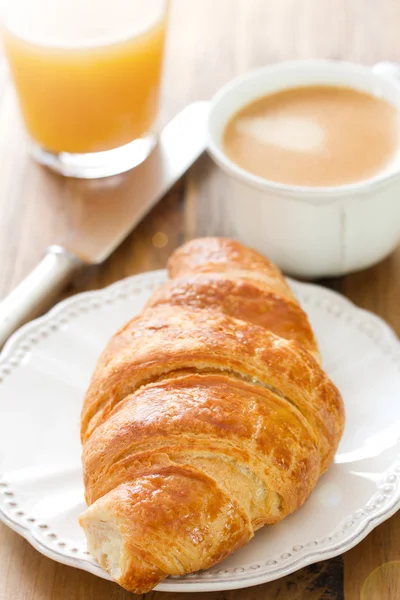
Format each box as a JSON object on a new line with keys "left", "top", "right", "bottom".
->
{"left": 79, "top": 237, "right": 344, "bottom": 594}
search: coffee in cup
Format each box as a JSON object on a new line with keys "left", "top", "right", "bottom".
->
{"left": 223, "top": 85, "right": 400, "bottom": 187}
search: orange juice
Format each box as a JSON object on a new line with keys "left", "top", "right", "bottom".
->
{"left": 2, "top": 0, "right": 167, "bottom": 154}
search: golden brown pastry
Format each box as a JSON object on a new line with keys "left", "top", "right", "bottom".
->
{"left": 167, "top": 236, "right": 296, "bottom": 300}
{"left": 79, "top": 238, "right": 344, "bottom": 594}
{"left": 150, "top": 238, "right": 320, "bottom": 360}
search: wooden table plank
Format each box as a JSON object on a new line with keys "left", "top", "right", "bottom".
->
{"left": 145, "top": 558, "right": 344, "bottom": 600}
{"left": 1, "top": 1, "right": 400, "bottom": 598}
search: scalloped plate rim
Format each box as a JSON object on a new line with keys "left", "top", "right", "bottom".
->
{"left": 0, "top": 269, "right": 399, "bottom": 593}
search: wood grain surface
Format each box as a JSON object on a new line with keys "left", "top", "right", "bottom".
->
{"left": 1, "top": 0, "right": 400, "bottom": 598}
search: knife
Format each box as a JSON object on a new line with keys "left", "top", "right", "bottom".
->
{"left": 0, "top": 101, "right": 209, "bottom": 347}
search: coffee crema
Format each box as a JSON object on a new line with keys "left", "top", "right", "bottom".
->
{"left": 223, "top": 85, "right": 400, "bottom": 187}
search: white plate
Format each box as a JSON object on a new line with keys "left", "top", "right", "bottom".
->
{"left": 0, "top": 270, "right": 400, "bottom": 593}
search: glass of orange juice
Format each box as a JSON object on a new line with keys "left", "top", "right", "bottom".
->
{"left": 1, "top": 0, "right": 168, "bottom": 178}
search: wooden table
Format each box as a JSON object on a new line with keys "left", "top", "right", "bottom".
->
{"left": 1, "top": 1, "right": 400, "bottom": 598}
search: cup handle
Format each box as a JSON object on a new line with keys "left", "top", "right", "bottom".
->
{"left": 373, "top": 61, "right": 400, "bottom": 80}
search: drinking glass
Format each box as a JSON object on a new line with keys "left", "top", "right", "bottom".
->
{"left": 1, "top": 0, "right": 168, "bottom": 178}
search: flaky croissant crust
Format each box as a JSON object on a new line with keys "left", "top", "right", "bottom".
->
{"left": 80, "top": 238, "right": 344, "bottom": 593}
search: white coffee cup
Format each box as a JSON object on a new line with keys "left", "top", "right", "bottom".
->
{"left": 207, "top": 60, "right": 400, "bottom": 278}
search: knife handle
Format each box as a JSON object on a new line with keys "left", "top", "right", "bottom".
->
{"left": 0, "top": 246, "right": 83, "bottom": 348}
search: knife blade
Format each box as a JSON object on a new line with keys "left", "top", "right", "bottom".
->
{"left": 0, "top": 101, "right": 209, "bottom": 347}
{"left": 63, "top": 101, "right": 209, "bottom": 263}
